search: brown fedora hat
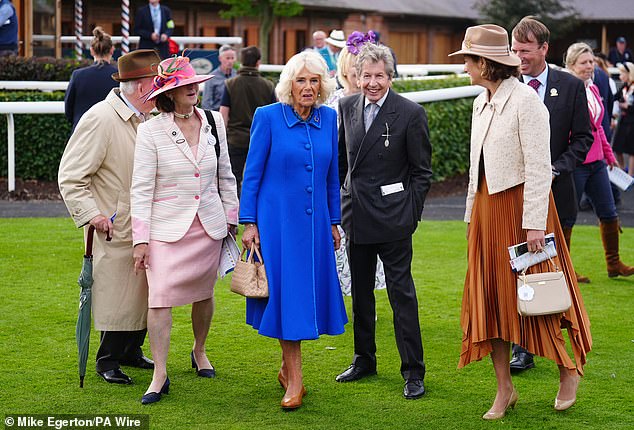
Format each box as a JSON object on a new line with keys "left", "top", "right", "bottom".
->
{"left": 112, "top": 49, "right": 161, "bottom": 82}
{"left": 449, "top": 24, "right": 520, "bottom": 67}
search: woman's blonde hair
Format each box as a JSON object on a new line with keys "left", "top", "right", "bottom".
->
{"left": 564, "top": 42, "right": 593, "bottom": 70}
{"left": 336, "top": 46, "right": 356, "bottom": 90}
{"left": 275, "top": 50, "right": 335, "bottom": 106}
{"left": 617, "top": 62, "right": 634, "bottom": 83}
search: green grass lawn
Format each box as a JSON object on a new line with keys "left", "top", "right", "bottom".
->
{"left": 0, "top": 218, "right": 633, "bottom": 429}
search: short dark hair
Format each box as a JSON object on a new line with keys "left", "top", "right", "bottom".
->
{"left": 512, "top": 16, "right": 550, "bottom": 45}
{"left": 241, "top": 46, "right": 261, "bottom": 67}
{"left": 154, "top": 92, "right": 175, "bottom": 113}
{"left": 465, "top": 54, "right": 519, "bottom": 81}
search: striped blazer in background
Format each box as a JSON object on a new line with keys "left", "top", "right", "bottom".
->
{"left": 131, "top": 108, "right": 239, "bottom": 245}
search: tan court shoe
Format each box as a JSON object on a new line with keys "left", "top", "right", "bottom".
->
{"left": 555, "top": 374, "right": 580, "bottom": 411}
{"left": 482, "top": 387, "right": 518, "bottom": 420}
{"left": 280, "top": 385, "right": 307, "bottom": 410}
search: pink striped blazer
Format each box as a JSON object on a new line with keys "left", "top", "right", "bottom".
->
{"left": 131, "top": 108, "right": 239, "bottom": 245}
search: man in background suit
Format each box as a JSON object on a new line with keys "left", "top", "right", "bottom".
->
{"left": 510, "top": 16, "right": 593, "bottom": 372}
{"left": 335, "top": 43, "right": 432, "bottom": 399}
{"left": 134, "top": 0, "right": 174, "bottom": 59}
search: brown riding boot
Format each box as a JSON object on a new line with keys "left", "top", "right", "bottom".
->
{"left": 600, "top": 218, "right": 634, "bottom": 278}
{"left": 562, "top": 226, "right": 590, "bottom": 283}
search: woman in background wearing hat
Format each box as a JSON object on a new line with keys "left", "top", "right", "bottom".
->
{"left": 450, "top": 25, "right": 592, "bottom": 419}
{"left": 564, "top": 43, "right": 634, "bottom": 278}
{"left": 131, "top": 56, "right": 239, "bottom": 404}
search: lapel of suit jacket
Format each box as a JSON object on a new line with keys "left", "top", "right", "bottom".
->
{"left": 544, "top": 66, "right": 561, "bottom": 112}
{"left": 352, "top": 89, "right": 399, "bottom": 170}
{"left": 162, "top": 114, "right": 198, "bottom": 166}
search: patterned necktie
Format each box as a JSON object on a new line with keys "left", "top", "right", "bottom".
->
{"left": 527, "top": 79, "right": 541, "bottom": 92}
{"left": 365, "top": 103, "right": 377, "bottom": 133}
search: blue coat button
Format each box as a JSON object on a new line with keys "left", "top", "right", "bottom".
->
{"left": 305, "top": 143, "right": 311, "bottom": 150}
{"left": 305, "top": 165, "right": 313, "bottom": 171}
{"left": 306, "top": 186, "right": 313, "bottom": 193}
{"left": 306, "top": 208, "right": 313, "bottom": 215}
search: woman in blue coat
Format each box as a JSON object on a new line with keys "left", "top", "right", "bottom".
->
{"left": 240, "top": 50, "right": 348, "bottom": 410}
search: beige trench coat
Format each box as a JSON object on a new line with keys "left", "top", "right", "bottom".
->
{"left": 58, "top": 89, "right": 148, "bottom": 331}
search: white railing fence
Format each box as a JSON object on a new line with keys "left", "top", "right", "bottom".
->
{"left": 0, "top": 85, "right": 483, "bottom": 192}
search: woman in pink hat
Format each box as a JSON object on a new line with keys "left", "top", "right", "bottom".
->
{"left": 130, "top": 55, "right": 239, "bottom": 404}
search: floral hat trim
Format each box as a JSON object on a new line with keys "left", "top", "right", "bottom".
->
{"left": 346, "top": 31, "right": 377, "bottom": 55}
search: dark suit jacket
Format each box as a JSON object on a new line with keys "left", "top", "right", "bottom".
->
{"left": 542, "top": 67, "right": 593, "bottom": 221}
{"left": 339, "top": 89, "right": 432, "bottom": 244}
{"left": 593, "top": 66, "right": 614, "bottom": 140}
{"left": 64, "top": 62, "right": 118, "bottom": 131}
{"left": 133, "top": 4, "right": 173, "bottom": 59}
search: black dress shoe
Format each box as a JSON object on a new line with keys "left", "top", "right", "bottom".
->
{"left": 403, "top": 379, "right": 425, "bottom": 399}
{"left": 97, "top": 368, "right": 132, "bottom": 384}
{"left": 191, "top": 351, "right": 216, "bottom": 378}
{"left": 141, "top": 377, "right": 170, "bottom": 405}
{"left": 510, "top": 352, "right": 535, "bottom": 373}
{"left": 121, "top": 356, "right": 154, "bottom": 369}
{"left": 335, "top": 365, "right": 377, "bottom": 382}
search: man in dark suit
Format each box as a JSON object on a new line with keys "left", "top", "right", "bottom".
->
{"left": 134, "top": 0, "right": 174, "bottom": 59}
{"left": 510, "top": 16, "right": 593, "bottom": 372}
{"left": 335, "top": 43, "right": 432, "bottom": 399}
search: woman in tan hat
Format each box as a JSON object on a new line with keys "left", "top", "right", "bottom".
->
{"left": 450, "top": 24, "right": 592, "bottom": 419}
{"left": 130, "top": 55, "right": 239, "bottom": 404}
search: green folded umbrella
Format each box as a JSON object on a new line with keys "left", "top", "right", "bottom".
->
{"left": 76, "top": 226, "right": 95, "bottom": 388}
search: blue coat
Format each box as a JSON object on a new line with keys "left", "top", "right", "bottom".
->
{"left": 239, "top": 103, "right": 347, "bottom": 340}
{"left": 64, "top": 62, "right": 118, "bottom": 131}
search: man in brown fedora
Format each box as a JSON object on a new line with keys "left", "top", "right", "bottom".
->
{"left": 59, "top": 49, "right": 160, "bottom": 385}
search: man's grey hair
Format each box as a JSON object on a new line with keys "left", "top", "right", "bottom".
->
{"left": 355, "top": 43, "right": 394, "bottom": 79}
{"left": 219, "top": 44, "right": 235, "bottom": 56}
{"left": 119, "top": 80, "right": 136, "bottom": 95}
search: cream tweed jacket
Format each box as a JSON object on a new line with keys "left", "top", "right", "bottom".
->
{"left": 131, "top": 108, "right": 239, "bottom": 245}
{"left": 464, "top": 77, "right": 552, "bottom": 231}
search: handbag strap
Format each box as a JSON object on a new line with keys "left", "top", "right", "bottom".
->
{"left": 520, "top": 249, "right": 560, "bottom": 278}
{"left": 240, "top": 242, "right": 264, "bottom": 264}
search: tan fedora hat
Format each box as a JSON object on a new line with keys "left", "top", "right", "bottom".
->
{"left": 449, "top": 24, "right": 520, "bottom": 67}
{"left": 112, "top": 49, "right": 161, "bottom": 82}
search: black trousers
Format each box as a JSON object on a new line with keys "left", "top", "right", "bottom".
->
{"left": 95, "top": 329, "right": 147, "bottom": 372}
{"left": 347, "top": 236, "right": 425, "bottom": 380}
{"left": 228, "top": 145, "right": 249, "bottom": 198}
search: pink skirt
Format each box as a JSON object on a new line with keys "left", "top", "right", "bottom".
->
{"left": 146, "top": 215, "right": 222, "bottom": 308}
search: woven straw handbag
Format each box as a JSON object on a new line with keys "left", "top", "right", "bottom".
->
{"left": 230, "top": 243, "right": 269, "bottom": 298}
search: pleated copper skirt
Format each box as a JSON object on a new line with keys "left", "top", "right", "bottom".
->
{"left": 459, "top": 175, "right": 592, "bottom": 375}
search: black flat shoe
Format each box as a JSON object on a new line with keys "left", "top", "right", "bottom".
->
{"left": 191, "top": 351, "right": 216, "bottom": 378}
{"left": 141, "top": 377, "right": 170, "bottom": 405}
{"left": 403, "top": 379, "right": 426, "bottom": 399}
{"left": 335, "top": 364, "right": 377, "bottom": 383}
{"left": 121, "top": 355, "right": 154, "bottom": 369}
{"left": 97, "top": 368, "right": 132, "bottom": 384}
{"left": 510, "top": 352, "right": 535, "bottom": 373}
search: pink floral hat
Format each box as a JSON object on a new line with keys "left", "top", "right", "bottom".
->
{"left": 146, "top": 56, "right": 213, "bottom": 100}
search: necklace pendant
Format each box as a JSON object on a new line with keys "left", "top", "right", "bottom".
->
{"left": 384, "top": 139, "right": 389, "bottom": 147}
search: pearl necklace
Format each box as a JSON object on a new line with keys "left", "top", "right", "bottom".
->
{"left": 174, "top": 110, "right": 195, "bottom": 119}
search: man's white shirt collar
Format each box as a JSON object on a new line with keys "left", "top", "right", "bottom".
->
{"left": 523, "top": 65, "right": 549, "bottom": 102}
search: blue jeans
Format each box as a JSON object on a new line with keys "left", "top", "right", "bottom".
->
{"left": 569, "top": 160, "right": 618, "bottom": 225}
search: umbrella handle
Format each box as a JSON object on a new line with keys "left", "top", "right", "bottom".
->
{"left": 86, "top": 225, "right": 96, "bottom": 257}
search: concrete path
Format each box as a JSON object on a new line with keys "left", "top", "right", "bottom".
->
{"left": 1, "top": 190, "right": 632, "bottom": 227}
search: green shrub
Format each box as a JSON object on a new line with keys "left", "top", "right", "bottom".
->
{"left": 1, "top": 76, "right": 475, "bottom": 182}
{"left": 0, "top": 91, "right": 69, "bottom": 181}
{"left": 0, "top": 56, "right": 91, "bottom": 81}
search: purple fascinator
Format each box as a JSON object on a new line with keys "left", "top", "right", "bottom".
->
{"left": 346, "top": 31, "right": 377, "bottom": 55}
